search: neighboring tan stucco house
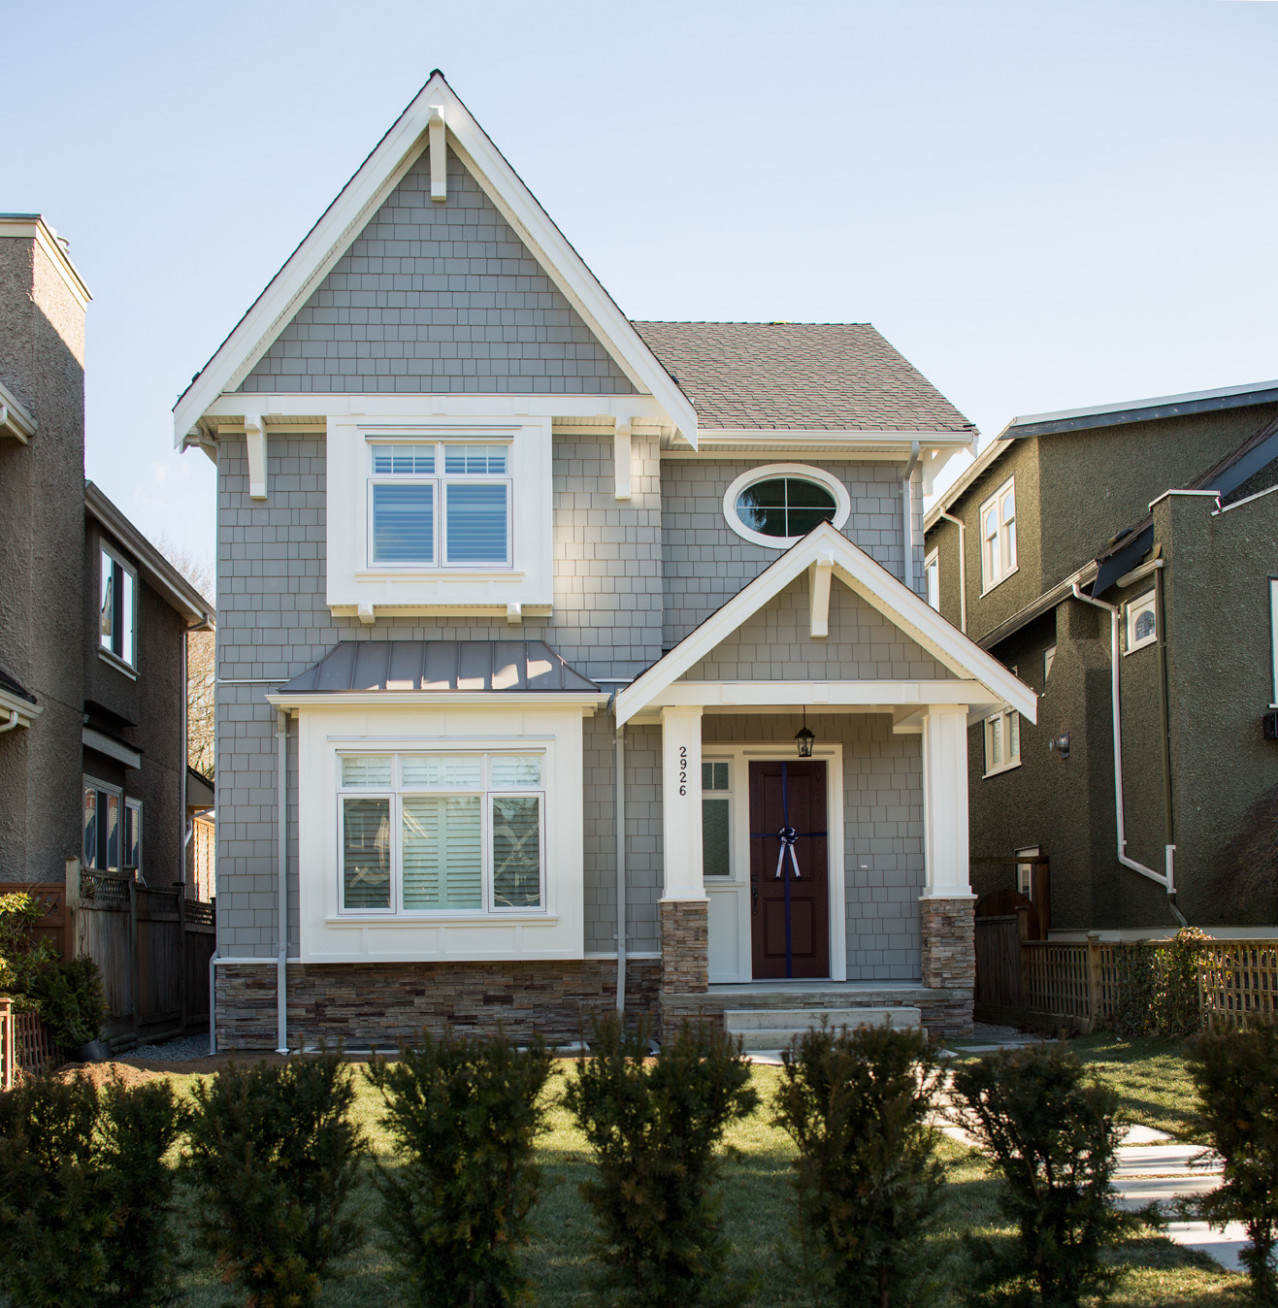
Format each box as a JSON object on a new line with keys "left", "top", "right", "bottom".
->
{"left": 175, "top": 73, "right": 1035, "bottom": 1051}
{"left": 924, "top": 381, "right": 1278, "bottom": 935}
{"left": 0, "top": 215, "right": 215, "bottom": 899}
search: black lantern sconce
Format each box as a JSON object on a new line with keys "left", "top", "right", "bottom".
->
{"left": 795, "top": 709, "right": 815, "bottom": 758}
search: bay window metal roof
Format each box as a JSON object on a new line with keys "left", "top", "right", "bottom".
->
{"left": 277, "top": 640, "right": 599, "bottom": 694}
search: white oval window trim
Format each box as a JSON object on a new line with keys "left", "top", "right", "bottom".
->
{"left": 722, "top": 464, "right": 852, "bottom": 549}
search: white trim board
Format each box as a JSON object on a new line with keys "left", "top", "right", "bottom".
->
{"left": 615, "top": 521, "right": 1037, "bottom": 727}
{"left": 174, "top": 74, "right": 696, "bottom": 447}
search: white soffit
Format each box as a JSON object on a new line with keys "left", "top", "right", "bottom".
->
{"left": 173, "top": 73, "right": 697, "bottom": 447}
{"left": 614, "top": 521, "right": 1037, "bottom": 727}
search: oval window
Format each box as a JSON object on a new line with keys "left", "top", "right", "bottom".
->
{"left": 723, "top": 465, "right": 851, "bottom": 547}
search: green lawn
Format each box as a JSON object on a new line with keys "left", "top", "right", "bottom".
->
{"left": 137, "top": 1039, "right": 1242, "bottom": 1307}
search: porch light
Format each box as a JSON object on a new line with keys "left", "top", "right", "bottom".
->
{"left": 795, "top": 710, "right": 815, "bottom": 758}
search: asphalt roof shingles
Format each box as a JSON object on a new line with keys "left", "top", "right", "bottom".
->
{"left": 630, "top": 321, "right": 973, "bottom": 433}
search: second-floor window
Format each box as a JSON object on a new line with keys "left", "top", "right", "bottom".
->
{"left": 925, "top": 549, "right": 940, "bottom": 610}
{"left": 979, "top": 476, "right": 1017, "bottom": 592}
{"left": 983, "top": 707, "right": 1021, "bottom": 777}
{"left": 368, "top": 442, "right": 511, "bottom": 568}
{"left": 99, "top": 545, "right": 137, "bottom": 667}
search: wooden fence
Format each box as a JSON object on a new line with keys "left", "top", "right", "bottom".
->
{"left": 975, "top": 907, "right": 1278, "bottom": 1033}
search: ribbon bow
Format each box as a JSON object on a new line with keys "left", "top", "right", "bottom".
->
{"left": 774, "top": 825, "right": 802, "bottom": 880}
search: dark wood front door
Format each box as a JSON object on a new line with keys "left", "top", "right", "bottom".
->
{"left": 749, "top": 760, "right": 830, "bottom": 979}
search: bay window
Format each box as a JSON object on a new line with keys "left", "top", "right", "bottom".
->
{"left": 338, "top": 751, "right": 544, "bottom": 915}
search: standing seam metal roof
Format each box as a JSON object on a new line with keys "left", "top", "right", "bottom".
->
{"left": 630, "top": 321, "right": 974, "bottom": 432}
{"left": 277, "top": 641, "right": 600, "bottom": 694}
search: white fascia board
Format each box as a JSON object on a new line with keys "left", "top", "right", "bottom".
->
{"left": 648, "top": 680, "right": 995, "bottom": 709}
{"left": 82, "top": 727, "right": 142, "bottom": 770}
{"left": 266, "top": 691, "right": 607, "bottom": 711}
{"left": 201, "top": 392, "right": 672, "bottom": 424}
{"left": 615, "top": 521, "right": 1036, "bottom": 726}
{"left": 694, "top": 427, "right": 974, "bottom": 448}
{"left": 175, "top": 73, "right": 696, "bottom": 447}
{"left": 0, "top": 688, "right": 41, "bottom": 724}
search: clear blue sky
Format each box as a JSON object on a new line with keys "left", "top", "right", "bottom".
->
{"left": 7, "top": 0, "right": 1278, "bottom": 571}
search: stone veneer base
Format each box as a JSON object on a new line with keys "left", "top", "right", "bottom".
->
{"left": 215, "top": 959, "right": 662, "bottom": 1050}
{"left": 920, "top": 895, "right": 977, "bottom": 1038}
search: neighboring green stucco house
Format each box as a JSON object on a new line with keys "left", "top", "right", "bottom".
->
{"left": 924, "top": 382, "right": 1278, "bottom": 934}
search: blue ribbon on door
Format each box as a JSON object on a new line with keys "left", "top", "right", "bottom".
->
{"left": 751, "top": 761, "right": 826, "bottom": 978}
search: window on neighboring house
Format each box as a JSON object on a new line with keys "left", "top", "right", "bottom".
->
{"left": 368, "top": 442, "right": 511, "bottom": 568}
{"left": 83, "top": 778, "right": 122, "bottom": 871}
{"left": 99, "top": 545, "right": 137, "bottom": 667}
{"left": 983, "top": 707, "right": 1021, "bottom": 777}
{"left": 702, "top": 761, "right": 731, "bottom": 878}
{"left": 124, "top": 798, "right": 143, "bottom": 876}
{"left": 1044, "top": 645, "right": 1057, "bottom": 682}
{"left": 723, "top": 464, "right": 851, "bottom": 547}
{"left": 979, "top": 476, "right": 1017, "bottom": 592}
{"left": 1125, "top": 591, "right": 1157, "bottom": 654}
{"left": 337, "top": 751, "right": 544, "bottom": 915}
{"left": 925, "top": 549, "right": 940, "bottom": 611}
{"left": 1016, "top": 845, "right": 1041, "bottom": 898}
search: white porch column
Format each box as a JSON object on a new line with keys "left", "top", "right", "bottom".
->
{"left": 660, "top": 706, "right": 705, "bottom": 900}
{"left": 921, "top": 704, "right": 971, "bottom": 899}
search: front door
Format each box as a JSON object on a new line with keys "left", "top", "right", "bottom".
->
{"left": 749, "top": 760, "right": 830, "bottom": 979}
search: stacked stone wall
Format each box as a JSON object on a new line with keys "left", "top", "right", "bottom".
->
{"left": 921, "top": 895, "right": 976, "bottom": 1036}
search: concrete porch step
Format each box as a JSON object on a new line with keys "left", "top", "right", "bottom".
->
{"left": 724, "top": 1006, "right": 921, "bottom": 1051}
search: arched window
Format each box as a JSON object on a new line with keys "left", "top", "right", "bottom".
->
{"left": 722, "top": 465, "right": 851, "bottom": 548}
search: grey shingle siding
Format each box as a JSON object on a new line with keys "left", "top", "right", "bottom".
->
{"left": 239, "top": 146, "right": 636, "bottom": 397}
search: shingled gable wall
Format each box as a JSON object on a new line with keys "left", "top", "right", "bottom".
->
{"left": 238, "top": 145, "right": 636, "bottom": 397}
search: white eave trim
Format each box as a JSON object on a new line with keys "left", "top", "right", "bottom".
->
{"left": 265, "top": 690, "right": 608, "bottom": 711}
{"left": 0, "top": 378, "right": 36, "bottom": 443}
{"left": 644, "top": 679, "right": 1001, "bottom": 710}
{"left": 0, "top": 687, "right": 41, "bottom": 727}
{"left": 614, "top": 520, "right": 1036, "bottom": 727}
{"left": 696, "top": 427, "right": 974, "bottom": 447}
{"left": 173, "top": 74, "right": 697, "bottom": 447}
{"left": 82, "top": 727, "right": 142, "bottom": 770}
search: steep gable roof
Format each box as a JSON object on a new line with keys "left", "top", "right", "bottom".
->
{"left": 174, "top": 73, "right": 696, "bottom": 444}
{"left": 631, "top": 321, "right": 974, "bottom": 432}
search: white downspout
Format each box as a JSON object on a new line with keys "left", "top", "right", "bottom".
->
{"left": 1070, "top": 585, "right": 1178, "bottom": 896}
{"left": 615, "top": 724, "right": 627, "bottom": 1015}
{"left": 938, "top": 510, "right": 967, "bottom": 633}
{"left": 0, "top": 709, "right": 20, "bottom": 735}
{"left": 275, "top": 708, "right": 289, "bottom": 1054}
{"left": 902, "top": 440, "right": 920, "bottom": 593}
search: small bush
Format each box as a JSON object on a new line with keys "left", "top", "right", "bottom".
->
{"left": 0, "top": 892, "right": 57, "bottom": 1004}
{"left": 186, "top": 1050, "right": 366, "bottom": 1308}
{"left": 1111, "top": 928, "right": 1209, "bottom": 1038}
{"left": 366, "top": 1028, "right": 553, "bottom": 1308}
{"left": 98, "top": 1077, "right": 188, "bottom": 1307}
{"left": 0, "top": 1072, "right": 109, "bottom": 1308}
{"left": 952, "top": 1043, "right": 1141, "bottom": 1307}
{"left": 1187, "top": 1024, "right": 1278, "bottom": 1304}
{"left": 773, "top": 1022, "right": 947, "bottom": 1306}
{"left": 564, "top": 1015, "right": 758, "bottom": 1308}
{"left": 27, "top": 957, "right": 107, "bottom": 1047}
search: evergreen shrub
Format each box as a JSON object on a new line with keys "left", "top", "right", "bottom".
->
{"left": 952, "top": 1043, "right": 1141, "bottom": 1307}
{"left": 1111, "top": 927, "right": 1209, "bottom": 1038}
{"left": 27, "top": 957, "right": 107, "bottom": 1048}
{"left": 773, "top": 1022, "right": 946, "bottom": 1306}
{"left": 564, "top": 1015, "right": 758, "bottom": 1308}
{"left": 1187, "top": 1024, "right": 1278, "bottom": 1304}
{"left": 366, "top": 1028, "right": 553, "bottom": 1308}
{"left": 0, "top": 892, "right": 57, "bottom": 1004}
{"left": 186, "top": 1050, "right": 366, "bottom": 1308}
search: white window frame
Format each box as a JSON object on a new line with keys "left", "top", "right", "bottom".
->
{"left": 1016, "top": 845, "right": 1040, "bottom": 898}
{"left": 336, "top": 750, "right": 546, "bottom": 919}
{"left": 1044, "top": 645, "right": 1057, "bottom": 683}
{"left": 701, "top": 757, "right": 733, "bottom": 880}
{"left": 83, "top": 776, "right": 124, "bottom": 872}
{"left": 722, "top": 464, "right": 852, "bottom": 549}
{"left": 124, "top": 797, "right": 143, "bottom": 877}
{"left": 1124, "top": 590, "right": 1157, "bottom": 654}
{"left": 366, "top": 439, "right": 513, "bottom": 571}
{"left": 98, "top": 544, "right": 138, "bottom": 671}
{"left": 983, "top": 707, "right": 1022, "bottom": 778}
{"left": 925, "top": 548, "right": 940, "bottom": 611}
{"left": 978, "top": 475, "right": 1018, "bottom": 594}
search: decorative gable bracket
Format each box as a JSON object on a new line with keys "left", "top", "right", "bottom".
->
{"left": 809, "top": 552, "right": 834, "bottom": 638}
{"left": 244, "top": 412, "right": 268, "bottom": 499}
{"left": 428, "top": 105, "right": 447, "bottom": 201}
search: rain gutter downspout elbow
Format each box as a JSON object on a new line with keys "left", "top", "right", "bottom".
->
{"left": 0, "top": 709, "right": 20, "bottom": 735}
{"left": 1069, "top": 583, "right": 1178, "bottom": 899}
{"left": 275, "top": 708, "right": 289, "bottom": 1055}
{"left": 937, "top": 510, "right": 967, "bottom": 633}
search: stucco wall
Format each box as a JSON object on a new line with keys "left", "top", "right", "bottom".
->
{"left": 240, "top": 145, "right": 635, "bottom": 397}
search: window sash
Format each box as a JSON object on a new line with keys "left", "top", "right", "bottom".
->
{"left": 124, "top": 799, "right": 142, "bottom": 875}
{"left": 83, "top": 780, "right": 123, "bottom": 871}
{"left": 99, "top": 547, "right": 136, "bottom": 666}
{"left": 984, "top": 709, "right": 1021, "bottom": 775}
{"left": 979, "top": 478, "right": 1017, "bottom": 590}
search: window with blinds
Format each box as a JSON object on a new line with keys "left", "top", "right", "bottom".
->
{"left": 368, "top": 441, "right": 511, "bottom": 568}
{"left": 337, "top": 751, "right": 544, "bottom": 915}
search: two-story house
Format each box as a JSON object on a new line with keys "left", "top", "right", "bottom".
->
{"left": 924, "top": 381, "right": 1278, "bottom": 934}
{"left": 176, "top": 73, "right": 1035, "bottom": 1051}
{"left": 0, "top": 214, "right": 215, "bottom": 906}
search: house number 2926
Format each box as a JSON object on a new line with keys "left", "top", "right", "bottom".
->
{"left": 678, "top": 746, "right": 688, "bottom": 796}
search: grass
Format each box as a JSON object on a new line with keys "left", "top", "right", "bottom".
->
{"left": 98, "top": 1038, "right": 1242, "bottom": 1307}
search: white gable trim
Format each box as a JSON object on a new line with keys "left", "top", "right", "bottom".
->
{"left": 174, "top": 73, "right": 697, "bottom": 447}
{"left": 614, "top": 522, "right": 1037, "bottom": 727}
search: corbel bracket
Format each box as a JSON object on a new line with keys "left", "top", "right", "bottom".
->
{"left": 244, "top": 412, "right": 268, "bottom": 500}
{"left": 614, "top": 417, "right": 632, "bottom": 501}
{"left": 809, "top": 551, "right": 834, "bottom": 639}
{"left": 428, "top": 105, "right": 447, "bottom": 202}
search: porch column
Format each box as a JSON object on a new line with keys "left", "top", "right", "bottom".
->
{"left": 920, "top": 705, "right": 976, "bottom": 1036}
{"left": 659, "top": 706, "right": 708, "bottom": 1005}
